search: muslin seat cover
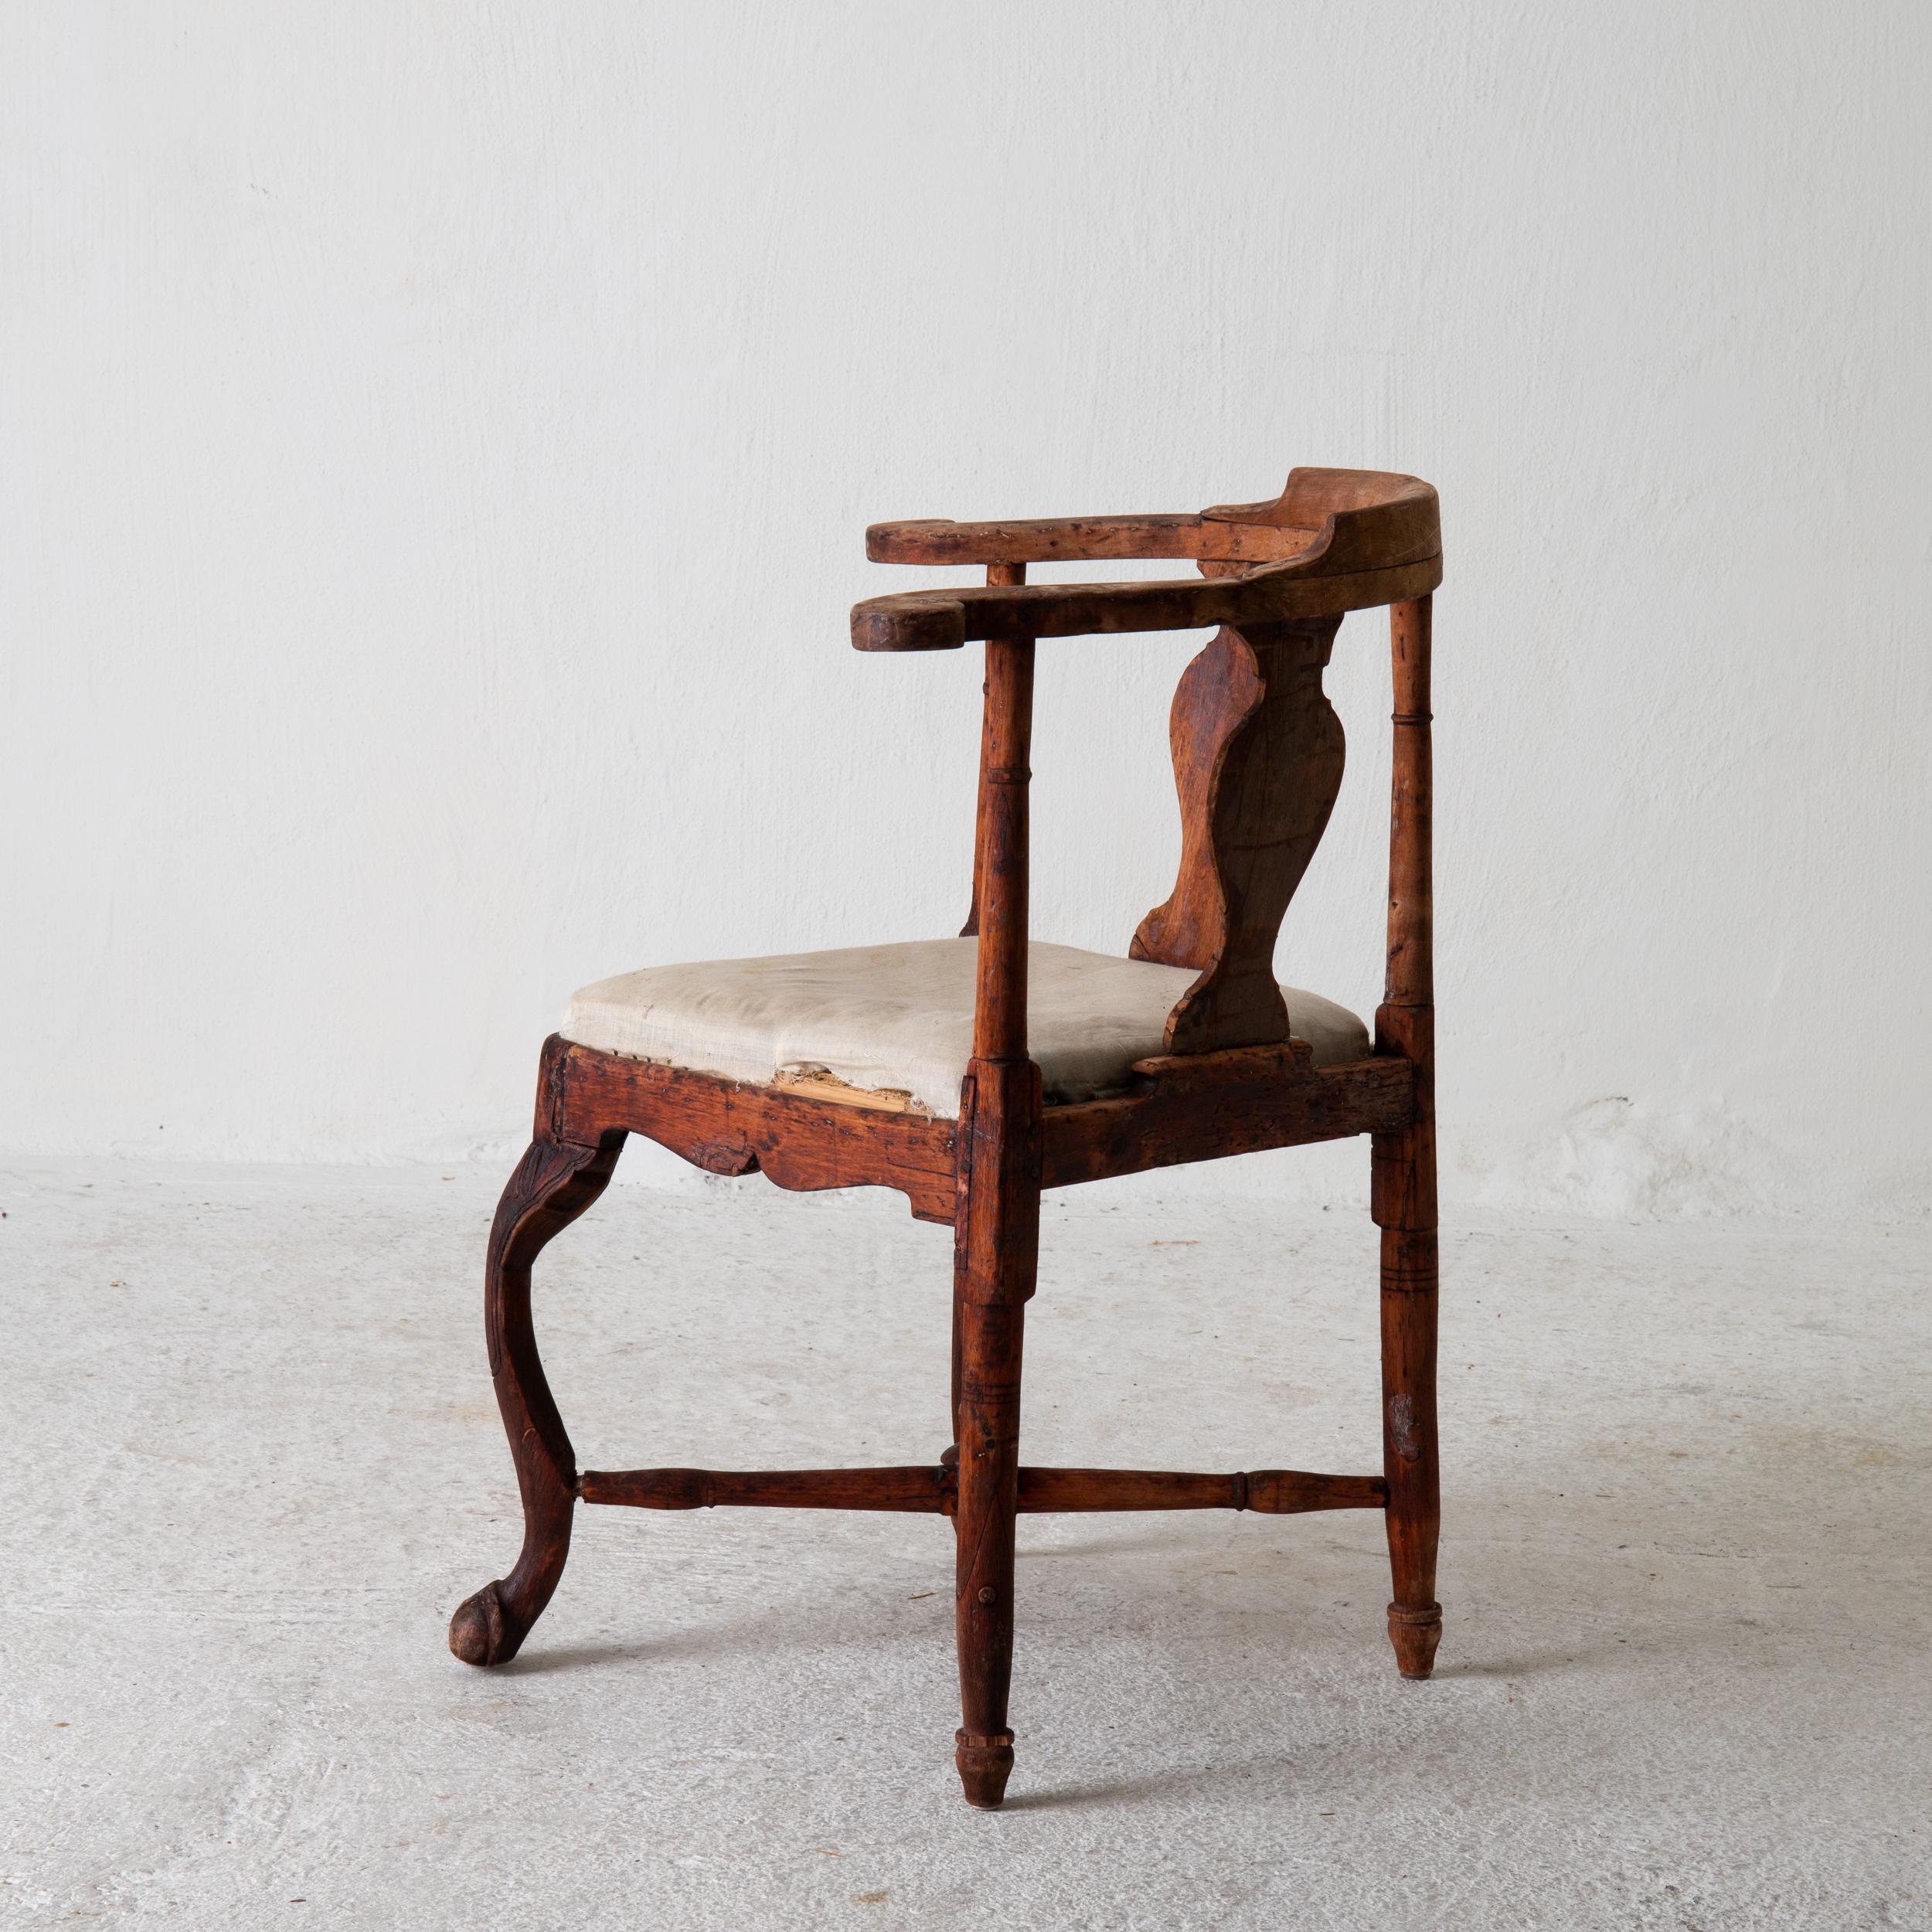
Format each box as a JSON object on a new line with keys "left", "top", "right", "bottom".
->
{"left": 562, "top": 938, "right": 1368, "bottom": 1118}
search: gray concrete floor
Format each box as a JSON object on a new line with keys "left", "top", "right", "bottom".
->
{"left": 4, "top": 1158, "right": 1928, "bottom": 1930}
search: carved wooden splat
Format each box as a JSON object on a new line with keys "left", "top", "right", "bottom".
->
{"left": 1131, "top": 616, "right": 1346, "bottom": 1053}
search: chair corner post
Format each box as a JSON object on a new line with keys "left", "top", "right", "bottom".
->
{"left": 1374, "top": 591, "right": 1440, "bottom": 1677}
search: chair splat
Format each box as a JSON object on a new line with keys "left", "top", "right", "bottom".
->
{"left": 1133, "top": 615, "right": 1346, "bottom": 1053}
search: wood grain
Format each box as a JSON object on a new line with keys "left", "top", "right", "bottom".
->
{"left": 447, "top": 1129, "right": 624, "bottom": 1668}
{"left": 451, "top": 464, "right": 1448, "bottom": 1802}
{"left": 546, "top": 1036, "right": 958, "bottom": 1225}
{"left": 579, "top": 1463, "right": 1388, "bottom": 1515}
{"left": 1372, "top": 594, "right": 1443, "bottom": 1679}
{"left": 1040, "top": 1055, "right": 1413, "bottom": 1190}
{"left": 950, "top": 1056, "right": 1039, "bottom": 1808}
{"left": 1132, "top": 617, "right": 1346, "bottom": 1051}
{"left": 960, "top": 560, "right": 1026, "bottom": 939}
{"left": 868, "top": 512, "right": 1320, "bottom": 566}
{"left": 851, "top": 556, "right": 1440, "bottom": 651}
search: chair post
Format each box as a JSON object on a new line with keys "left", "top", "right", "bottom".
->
{"left": 953, "top": 563, "right": 1026, "bottom": 1446}
{"left": 1372, "top": 594, "right": 1443, "bottom": 1679}
{"left": 951, "top": 617, "right": 1042, "bottom": 1808}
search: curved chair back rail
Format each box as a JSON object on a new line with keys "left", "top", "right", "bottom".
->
{"left": 867, "top": 467, "right": 1440, "bottom": 1058}
{"left": 853, "top": 468, "right": 1440, "bottom": 651}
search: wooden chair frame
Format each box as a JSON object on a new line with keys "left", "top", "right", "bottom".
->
{"left": 448, "top": 467, "right": 1444, "bottom": 1810}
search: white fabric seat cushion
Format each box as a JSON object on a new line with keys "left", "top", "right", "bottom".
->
{"left": 562, "top": 938, "right": 1368, "bottom": 1118}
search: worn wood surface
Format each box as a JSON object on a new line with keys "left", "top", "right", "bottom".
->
{"left": 945, "top": 590, "right": 1043, "bottom": 1801}
{"left": 451, "top": 466, "right": 1447, "bottom": 1805}
{"left": 856, "top": 468, "right": 1438, "bottom": 650}
{"left": 869, "top": 512, "right": 1321, "bottom": 566}
{"left": 1132, "top": 617, "right": 1346, "bottom": 1051}
{"left": 546, "top": 1036, "right": 957, "bottom": 1224}
{"left": 1016, "top": 1466, "right": 1386, "bottom": 1514}
{"left": 970, "top": 631, "right": 1034, "bottom": 1061}
{"left": 579, "top": 1463, "right": 1387, "bottom": 1515}
{"left": 1372, "top": 594, "right": 1443, "bottom": 1680}
{"left": 851, "top": 556, "right": 1440, "bottom": 651}
{"left": 867, "top": 466, "right": 1437, "bottom": 573}
{"left": 447, "top": 1129, "right": 624, "bottom": 1668}
{"left": 1041, "top": 1054, "right": 1413, "bottom": 1190}
{"left": 960, "top": 562, "right": 1026, "bottom": 940}
{"left": 582, "top": 1464, "right": 952, "bottom": 1512}
{"left": 949, "top": 1054, "right": 1040, "bottom": 1808}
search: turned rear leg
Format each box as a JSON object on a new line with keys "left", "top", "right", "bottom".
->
{"left": 954, "top": 1291, "right": 1026, "bottom": 1808}
{"left": 449, "top": 1131, "right": 624, "bottom": 1665}
{"left": 1380, "top": 1224, "right": 1442, "bottom": 1678}
{"left": 1376, "top": 596, "right": 1442, "bottom": 1678}
{"left": 949, "top": 1057, "right": 1039, "bottom": 1809}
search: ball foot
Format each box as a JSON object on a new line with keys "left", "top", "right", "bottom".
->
{"left": 449, "top": 1580, "right": 517, "bottom": 1666}
{"left": 954, "top": 1730, "right": 1015, "bottom": 1809}
{"left": 1387, "top": 1601, "right": 1443, "bottom": 1679}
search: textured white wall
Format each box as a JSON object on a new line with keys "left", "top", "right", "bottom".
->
{"left": 5, "top": 3, "right": 1928, "bottom": 1215}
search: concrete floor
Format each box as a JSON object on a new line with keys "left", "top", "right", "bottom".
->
{"left": 4, "top": 1158, "right": 1927, "bottom": 1930}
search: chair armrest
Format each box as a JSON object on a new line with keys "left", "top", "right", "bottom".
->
{"left": 866, "top": 514, "right": 1315, "bottom": 568}
{"left": 852, "top": 468, "right": 1441, "bottom": 651}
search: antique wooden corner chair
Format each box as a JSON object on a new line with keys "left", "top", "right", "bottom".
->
{"left": 449, "top": 465, "right": 1444, "bottom": 1810}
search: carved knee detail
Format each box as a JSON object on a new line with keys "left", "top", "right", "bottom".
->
{"left": 451, "top": 1126, "right": 623, "bottom": 1672}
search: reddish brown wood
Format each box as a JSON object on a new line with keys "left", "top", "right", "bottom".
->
{"left": 1040, "top": 1055, "right": 1413, "bottom": 1190}
{"left": 448, "top": 1129, "right": 624, "bottom": 1667}
{"left": 850, "top": 556, "right": 1440, "bottom": 652}
{"left": 961, "top": 562, "right": 1026, "bottom": 940}
{"left": 577, "top": 1463, "right": 1386, "bottom": 1515}
{"left": 950, "top": 1053, "right": 1040, "bottom": 1808}
{"left": 1017, "top": 1467, "right": 1386, "bottom": 1513}
{"left": 953, "top": 1287, "right": 1025, "bottom": 1808}
{"left": 970, "top": 635, "right": 1035, "bottom": 1063}
{"left": 951, "top": 611, "right": 1043, "bottom": 1802}
{"left": 451, "top": 465, "right": 1447, "bottom": 1808}
{"left": 1372, "top": 594, "right": 1442, "bottom": 1679}
{"left": 1203, "top": 467, "right": 1440, "bottom": 573}
{"left": 1125, "top": 1038, "right": 1315, "bottom": 1088}
{"left": 582, "top": 1465, "right": 952, "bottom": 1512}
{"left": 1132, "top": 617, "right": 1347, "bottom": 1050}
{"left": 867, "top": 467, "right": 1438, "bottom": 573}
{"left": 950, "top": 594, "right": 1041, "bottom": 1804}
{"left": 546, "top": 1036, "right": 958, "bottom": 1224}
{"left": 868, "top": 512, "right": 1320, "bottom": 566}
{"left": 853, "top": 471, "right": 1438, "bottom": 651}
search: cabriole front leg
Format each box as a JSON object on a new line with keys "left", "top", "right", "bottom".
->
{"left": 449, "top": 1131, "right": 624, "bottom": 1666}
{"left": 1373, "top": 1074, "right": 1441, "bottom": 1679}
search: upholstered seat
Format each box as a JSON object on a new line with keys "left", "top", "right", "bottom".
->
{"left": 563, "top": 938, "right": 1369, "bottom": 1117}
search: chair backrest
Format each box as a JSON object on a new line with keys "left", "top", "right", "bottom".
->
{"left": 1134, "top": 468, "right": 1439, "bottom": 1053}
{"left": 853, "top": 467, "right": 1441, "bottom": 1063}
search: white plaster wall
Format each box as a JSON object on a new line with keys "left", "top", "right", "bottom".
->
{"left": 5, "top": 2, "right": 1928, "bottom": 1215}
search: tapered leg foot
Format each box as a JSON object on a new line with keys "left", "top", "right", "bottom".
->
{"left": 1386, "top": 1600, "right": 1443, "bottom": 1679}
{"left": 954, "top": 1729, "right": 1015, "bottom": 1809}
